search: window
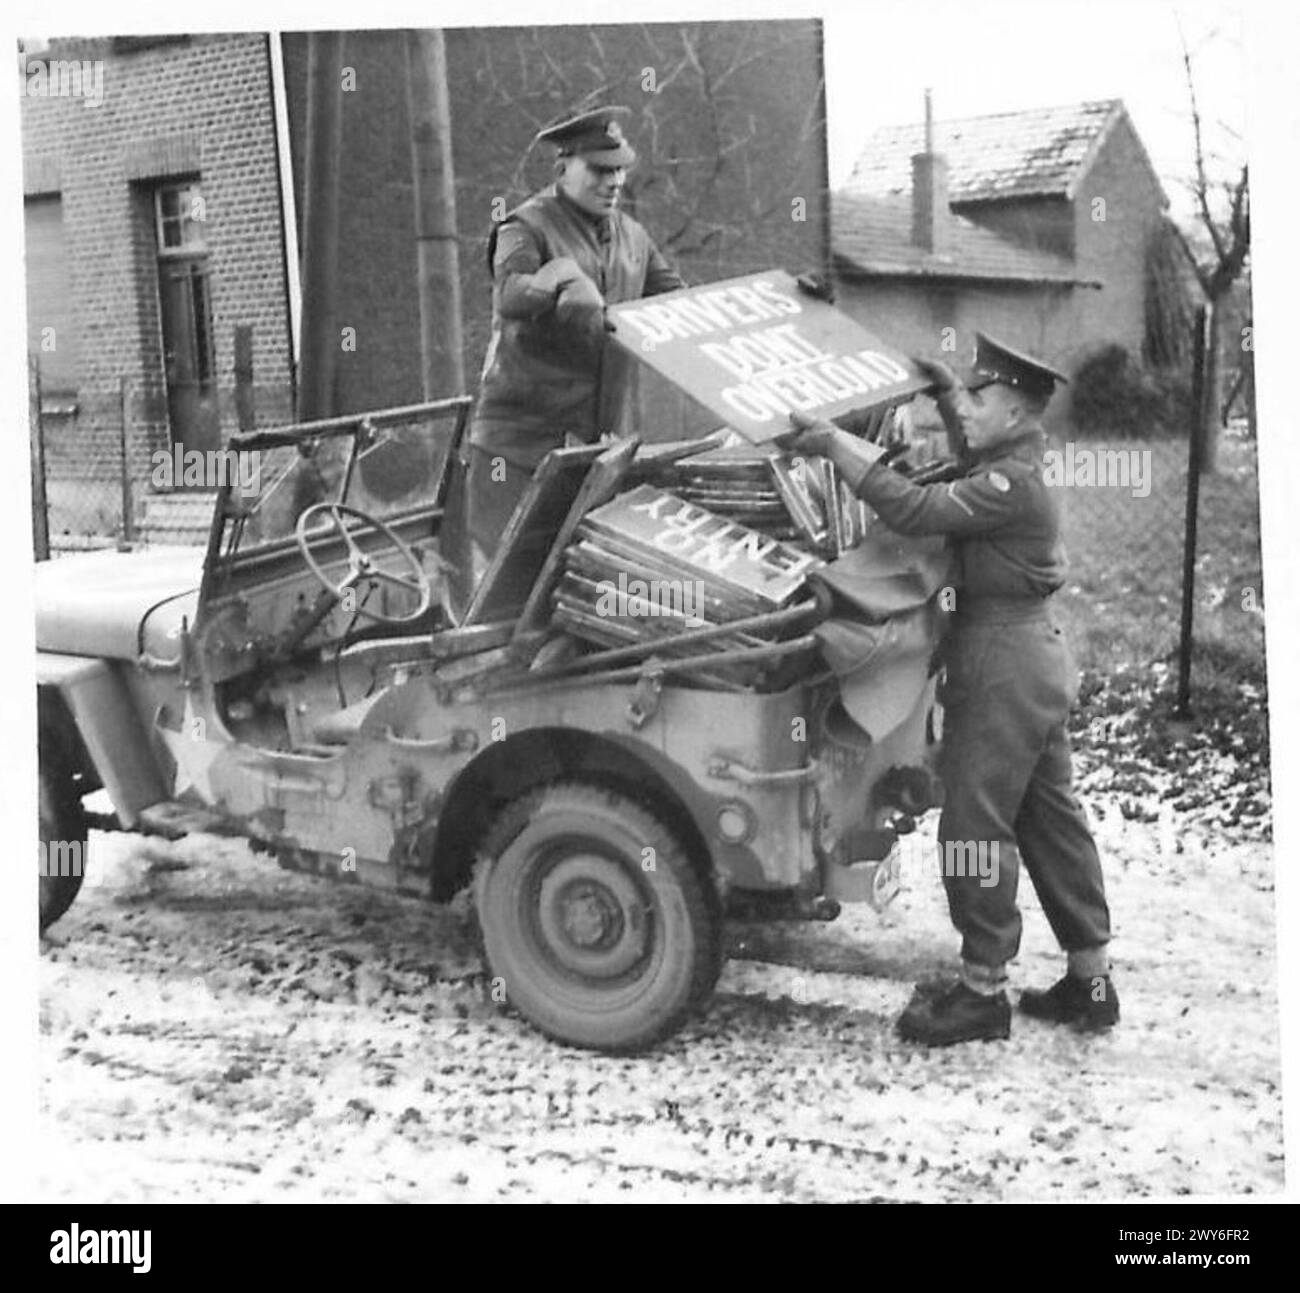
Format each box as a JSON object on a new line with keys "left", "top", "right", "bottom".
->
{"left": 155, "top": 180, "right": 207, "bottom": 255}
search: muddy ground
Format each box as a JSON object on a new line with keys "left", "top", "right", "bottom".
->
{"left": 36, "top": 800, "right": 1282, "bottom": 1203}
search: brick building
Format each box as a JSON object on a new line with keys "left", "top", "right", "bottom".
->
{"left": 22, "top": 23, "right": 829, "bottom": 544}
{"left": 21, "top": 33, "right": 295, "bottom": 544}
{"left": 834, "top": 99, "right": 1191, "bottom": 422}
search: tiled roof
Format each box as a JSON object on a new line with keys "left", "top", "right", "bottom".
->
{"left": 832, "top": 192, "right": 1093, "bottom": 284}
{"left": 846, "top": 99, "right": 1135, "bottom": 204}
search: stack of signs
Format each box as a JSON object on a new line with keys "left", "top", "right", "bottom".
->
{"left": 646, "top": 444, "right": 877, "bottom": 558}
{"left": 766, "top": 455, "right": 872, "bottom": 558}
{"left": 553, "top": 483, "right": 823, "bottom": 681}
{"left": 541, "top": 270, "right": 933, "bottom": 681}
{"left": 654, "top": 445, "right": 799, "bottom": 541}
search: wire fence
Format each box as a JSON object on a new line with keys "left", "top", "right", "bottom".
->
{"left": 30, "top": 368, "right": 296, "bottom": 554}
{"left": 1056, "top": 416, "right": 1263, "bottom": 689}
{"left": 29, "top": 331, "right": 1260, "bottom": 714}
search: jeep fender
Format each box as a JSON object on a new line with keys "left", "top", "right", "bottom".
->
{"left": 36, "top": 653, "right": 169, "bottom": 826}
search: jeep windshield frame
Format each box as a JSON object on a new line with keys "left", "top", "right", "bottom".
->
{"left": 196, "top": 397, "right": 471, "bottom": 611}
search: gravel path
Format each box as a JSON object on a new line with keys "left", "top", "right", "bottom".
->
{"left": 37, "top": 802, "right": 1283, "bottom": 1202}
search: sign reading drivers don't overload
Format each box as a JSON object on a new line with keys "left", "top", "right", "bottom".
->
{"left": 607, "top": 270, "right": 928, "bottom": 443}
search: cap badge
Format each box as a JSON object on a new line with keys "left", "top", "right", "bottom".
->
{"left": 987, "top": 471, "right": 1011, "bottom": 493}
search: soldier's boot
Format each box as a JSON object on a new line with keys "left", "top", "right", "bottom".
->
{"left": 896, "top": 980, "right": 1011, "bottom": 1046}
{"left": 1020, "top": 973, "right": 1119, "bottom": 1031}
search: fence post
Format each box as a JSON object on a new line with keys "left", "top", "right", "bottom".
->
{"left": 118, "top": 376, "right": 136, "bottom": 548}
{"left": 29, "top": 355, "right": 50, "bottom": 561}
{"left": 1176, "top": 305, "right": 1210, "bottom": 717}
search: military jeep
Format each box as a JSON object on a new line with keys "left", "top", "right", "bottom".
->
{"left": 36, "top": 331, "right": 947, "bottom": 1055}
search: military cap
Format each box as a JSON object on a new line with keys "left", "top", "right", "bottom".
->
{"left": 536, "top": 105, "right": 636, "bottom": 168}
{"left": 963, "top": 331, "right": 1069, "bottom": 401}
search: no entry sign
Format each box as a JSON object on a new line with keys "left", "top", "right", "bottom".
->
{"left": 607, "top": 270, "right": 928, "bottom": 443}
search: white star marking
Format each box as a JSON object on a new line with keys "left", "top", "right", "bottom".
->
{"left": 157, "top": 692, "right": 224, "bottom": 801}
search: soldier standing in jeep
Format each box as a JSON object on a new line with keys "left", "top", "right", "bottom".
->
{"left": 447, "top": 105, "right": 684, "bottom": 613}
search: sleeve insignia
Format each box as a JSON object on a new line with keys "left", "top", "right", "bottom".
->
{"left": 946, "top": 482, "right": 976, "bottom": 516}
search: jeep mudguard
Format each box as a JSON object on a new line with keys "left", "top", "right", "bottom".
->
{"left": 36, "top": 654, "right": 169, "bottom": 826}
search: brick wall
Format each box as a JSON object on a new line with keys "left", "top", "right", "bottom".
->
{"left": 21, "top": 34, "right": 294, "bottom": 497}
{"left": 281, "top": 20, "right": 829, "bottom": 437}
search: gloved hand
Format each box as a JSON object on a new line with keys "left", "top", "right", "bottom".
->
{"left": 554, "top": 272, "right": 605, "bottom": 328}
{"left": 910, "top": 355, "right": 960, "bottom": 393}
{"left": 774, "top": 409, "right": 839, "bottom": 458}
{"left": 553, "top": 273, "right": 608, "bottom": 362}
{"left": 532, "top": 256, "right": 588, "bottom": 296}
{"left": 911, "top": 356, "right": 970, "bottom": 459}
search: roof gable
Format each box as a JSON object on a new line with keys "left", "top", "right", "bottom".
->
{"left": 846, "top": 99, "right": 1134, "bottom": 203}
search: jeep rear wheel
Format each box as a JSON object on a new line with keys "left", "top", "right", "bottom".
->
{"left": 475, "top": 781, "right": 720, "bottom": 1052}
{"left": 39, "top": 749, "right": 87, "bottom": 932}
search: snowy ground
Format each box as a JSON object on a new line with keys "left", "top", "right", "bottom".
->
{"left": 37, "top": 801, "right": 1283, "bottom": 1203}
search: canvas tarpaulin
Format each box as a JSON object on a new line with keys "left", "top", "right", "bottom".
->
{"left": 810, "top": 530, "right": 952, "bottom": 741}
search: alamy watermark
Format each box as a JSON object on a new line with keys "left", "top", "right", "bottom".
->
{"left": 50, "top": 1225, "right": 151, "bottom": 1274}
{"left": 39, "top": 838, "right": 86, "bottom": 880}
{"left": 38, "top": 838, "right": 109, "bottom": 888}
{"left": 891, "top": 834, "right": 1001, "bottom": 888}
{"left": 594, "top": 571, "right": 707, "bottom": 627}
{"left": 1043, "top": 442, "right": 1151, "bottom": 499}
{"left": 151, "top": 445, "right": 261, "bottom": 497}
{"left": 20, "top": 56, "right": 104, "bottom": 108}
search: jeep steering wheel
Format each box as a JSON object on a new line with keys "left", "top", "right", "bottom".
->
{"left": 294, "top": 502, "right": 432, "bottom": 627}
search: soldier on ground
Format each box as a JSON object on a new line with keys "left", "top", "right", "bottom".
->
{"left": 780, "top": 333, "right": 1118, "bottom": 1046}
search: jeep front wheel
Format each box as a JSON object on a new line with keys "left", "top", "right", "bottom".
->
{"left": 39, "top": 751, "right": 87, "bottom": 932}
{"left": 475, "top": 781, "right": 720, "bottom": 1052}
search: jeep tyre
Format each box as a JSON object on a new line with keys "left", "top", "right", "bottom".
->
{"left": 38, "top": 742, "right": 87, "bottom": 932}
{"left": 475, "top": 781, "right": 721, "bottom": 1052}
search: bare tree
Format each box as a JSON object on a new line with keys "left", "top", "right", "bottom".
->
{"left": 1179, "top": 21, "right": 1250, "bottom": 473}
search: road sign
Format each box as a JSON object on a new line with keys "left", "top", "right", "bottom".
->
{"left": 607, "top": 270, "right": 928, "bottom": 443}
{"left": 581, "top": 483, "right": 821, "bottom": 607}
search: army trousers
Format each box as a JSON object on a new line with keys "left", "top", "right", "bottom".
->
{"left": 441, "top": 439, "right": 544, "bottom": 621}
{"left": 935, "top": 606, "right": 1112, "bottom": 969}
{"left": 465, "top": 444, "right": 534, "bottom": 573}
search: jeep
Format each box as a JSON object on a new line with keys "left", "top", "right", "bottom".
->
{"left": 36, "top": 390, "right": 944, "bottom": 1052}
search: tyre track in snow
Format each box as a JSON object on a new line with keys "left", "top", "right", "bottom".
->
{"left": 36, "top": 815, "right": 1284, "bottom": 1202}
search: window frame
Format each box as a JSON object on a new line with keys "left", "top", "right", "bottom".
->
{"left": 154, "top": 179, "right": 208, "bottom": 258}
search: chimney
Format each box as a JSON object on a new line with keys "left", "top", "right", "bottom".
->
{"left": 911, "top": 89, "right": 950, "bottom": 254}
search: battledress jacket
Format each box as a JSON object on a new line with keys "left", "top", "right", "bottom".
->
{"left": 849, "top": 428, "right": 1067, "bottom": 602}
{"left": 470, "top": 184, "right": 684, "bottom": 470}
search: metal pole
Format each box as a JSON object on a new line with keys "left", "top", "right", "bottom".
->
{"left": 29, "top": 355, "right": 49, "bottom": 561}
{"left": 119, "top": 376, "right": 135, "bottom": 548}
{"left": 1176, "top": 305, "right": 1209, "bottom": 717}
{"left": 406, "top": 29, "right": 465, "bottom": 398}
{"left": 267, "top": 33, "right": 303, "bottom": 379}
{"left": 298, "top": 31, "right": 345, "bottom": 421}
{"left": 813, "top": 19, "right": 833, "bottom": 290}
